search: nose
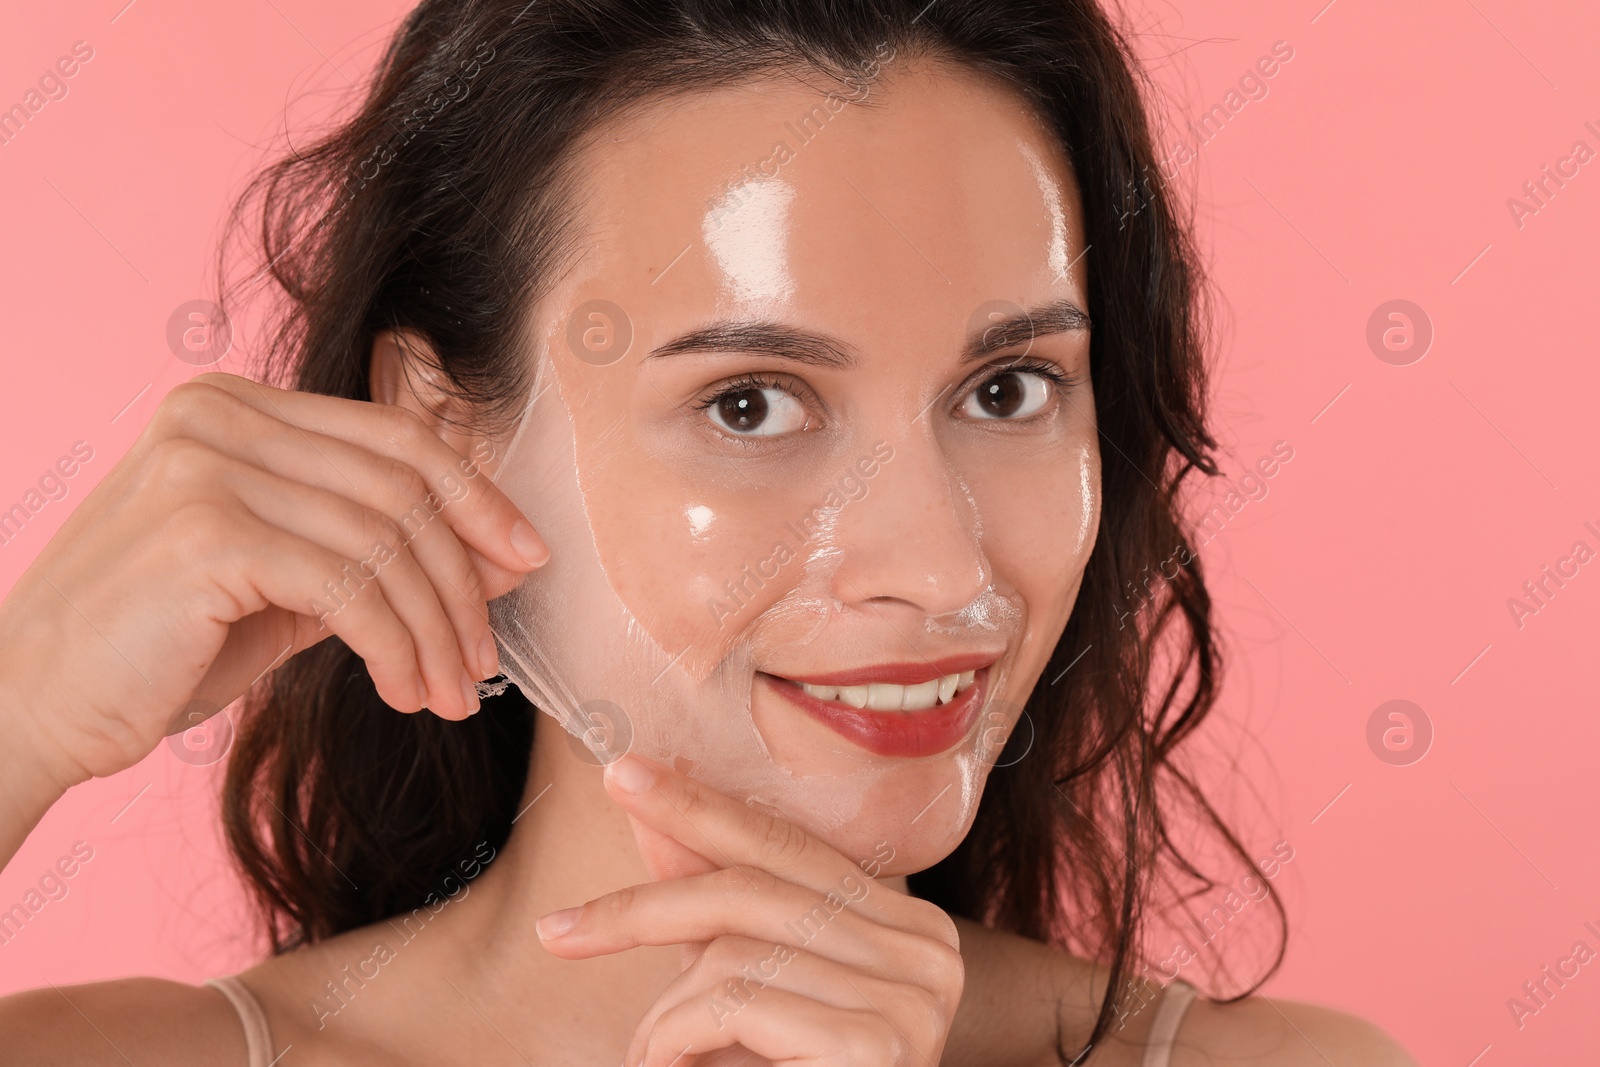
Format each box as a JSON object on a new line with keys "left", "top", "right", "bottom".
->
{"left": 822, "top": 430, "right": 991, "bottom": 620}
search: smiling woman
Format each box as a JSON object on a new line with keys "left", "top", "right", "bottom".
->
{"left": 0, "top": 1, "right": 1419, "bottom": 1065}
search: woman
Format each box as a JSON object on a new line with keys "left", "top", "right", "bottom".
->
{"left": 0, "top": 1, "right": 1418, "bottom": 1063}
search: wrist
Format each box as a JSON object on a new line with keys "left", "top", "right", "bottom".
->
{"left": 0, "top": 677, "right": 84, "bottom": 815}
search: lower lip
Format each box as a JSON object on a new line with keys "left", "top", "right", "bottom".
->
{"left": 761, "top": 669, "right": 988, "bottom": 759}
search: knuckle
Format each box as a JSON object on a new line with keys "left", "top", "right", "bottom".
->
{"left": 674, "top": 775, "right": 715, "bottom": 823}
{"left": 151, "top": 380, "right": 224, "bottom": 433}
{"left": 756, "top": 814, "right": 810, "bottom": 867}
{"left": 694, "top": 935, "right": 748, "bottom": 975}
{"left": 451, "top": 557, "right": 487, "bottom": 607}
{"left": 906, "top": 898, "right": 961, "bottom": 951}
{"left": 937, "top": 942, "right": 966, "bottom": 1002}
{"left": 910, "top": 934, "right": 964, "bottom": 996}
{"left": 358, "top": 506, "right": 406, "bottom": 559}
{"left": 143, "top": 436, "right": 216, "bottom": 491}
{"left": 380, "top": 456, "right": 432, "bottom": 513}
{"left": 844, "top": 1017, "right": 899, "bottom": 1065}
{"left": 189, "top": 371, "right": 241, "bottom": 389}
{"left": 379, "top": 403, "right": 430, "bottom": 449}
{"left": 600, "top": 884, "right": 635, "bottom": 920}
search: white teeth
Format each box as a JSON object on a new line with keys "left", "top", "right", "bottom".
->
{"left": 900, "top": 679, "right": 940, "bottom": 710}
{"left": 866, "top": 683, "right": 903, "bottom": 711}
{"left": 797, "top": 670, "right": 979, "bottom": 712}
{"left": 837, "top": 684, "right": 870, "bottom": 709}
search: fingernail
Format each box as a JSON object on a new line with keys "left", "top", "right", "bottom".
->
{"left": 477, "top": 630, "right": 500, "bottom": 680}
{"left": 510, "top": 519, "right": 549, "bottom": 568}
{"left": 607, "top": 755, "right": 654, "bottom": 795}
{"left": 460, "top": 672, "right": 481, "bottom": 716}
{"left": 536, "top": 907, "right": 580, "bottom": 940}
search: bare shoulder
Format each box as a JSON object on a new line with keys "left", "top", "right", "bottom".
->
{"left": 1173, "top": 992, "right": 1420, "bottom": 1067}
{"left": 0, "top": 976, "right": 245, "bottom": 1067}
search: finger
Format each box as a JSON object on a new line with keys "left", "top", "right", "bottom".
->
{"left": 623, "top": 814, "right": 726, "bottom": 973}
{"left": 641, "top": 986, "right": 920, "bottom": 1067}
{"left": 627, "top": 937, "right": 940, "bottom": 1067}
{"left": 160, "top": 378, "right": 531, "bottom": 599}
{"left": 206, "top": 452, "right": 482, "bottom": 718}
{"left": 166, "top": 499, "right": 426, "bottom": 713}
{"left": 627, "top": 813, "right": 722, "bottom": 882}
{"left": 536, "top": 866, "right": 955, "bottom": 980}
{"left": 189, "top": 603, "right": 303, "bottom": 712}
{"left": 602, "top": 755, "right": 940, "bottom": 938}
{"left": 182, "top": 374, "right": 549, "bottom": 574}
{"left": 602, "top": 755, "right": 864, "bottom": 893}
{"left": 175, "top": 387, "right": 505, "bottom": 679}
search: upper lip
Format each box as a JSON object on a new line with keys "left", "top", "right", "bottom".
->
{"left": 766, "top": 653, "right": 1000, "bottom": 688}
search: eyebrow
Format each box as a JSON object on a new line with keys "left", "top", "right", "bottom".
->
{"left": 644, "top": 297, "right": 1091, "bottom": 369}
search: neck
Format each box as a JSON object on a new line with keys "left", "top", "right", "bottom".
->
{"left": 418, "top": 730, "right": 683, "bottom": 1053}
{"left": 391, "top": 722, "right": 911, "bottom": 1058}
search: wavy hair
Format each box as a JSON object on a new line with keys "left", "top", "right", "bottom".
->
{"left": 216, "top": 0, "right": 1285, "bottom": 1058}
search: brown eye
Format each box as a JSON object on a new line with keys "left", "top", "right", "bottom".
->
{"left": 962, "top": 370, "right": 1052, "bottom": 420}
{"left": 706, "top": 386, "right": 806, "bottom": 436}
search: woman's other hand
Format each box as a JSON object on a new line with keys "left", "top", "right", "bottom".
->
{"left": 535, "top": 754, "right": 965, "bottom": 1066}
{"left": 0, "top": 372, "right": 546, "bottom": 810}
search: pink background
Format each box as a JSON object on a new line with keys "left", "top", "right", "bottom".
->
{"left": 3, "top": 1, "right": 1598, "bottom": 1061}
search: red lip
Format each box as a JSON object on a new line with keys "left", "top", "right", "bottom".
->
{"left": 760, "top": 667, "right": 988, "bottom": 759}
{"left": 775, "top": 653, "right": 999, "bottom": 688}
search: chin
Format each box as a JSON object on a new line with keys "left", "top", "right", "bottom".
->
{"left": 793, "top": 763, "right": 988, "bottom": 880}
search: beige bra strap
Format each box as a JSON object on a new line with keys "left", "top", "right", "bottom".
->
{"left": 1142, "top": 979, "right": 1198, "bottom": 1067}
{"left": 205, "top": 974, "right": 274, "bottom": 1067}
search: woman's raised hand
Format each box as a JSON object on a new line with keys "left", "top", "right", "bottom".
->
{"left": 0, "top": 372, "right": 545, "bottom": 804}
{"left": 536, "top": 754, "right": 966, "bottom": 1067}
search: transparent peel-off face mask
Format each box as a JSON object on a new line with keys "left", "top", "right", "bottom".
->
{"left": 480, "top": 63, "right": 1102, "bottom": 874}
{"left": 484, "top": 323, "right": 1034, "bottom": 870}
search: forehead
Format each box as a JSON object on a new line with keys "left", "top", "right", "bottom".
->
{"left": 553, "top": 59, "right": 1085, "bottom": 346}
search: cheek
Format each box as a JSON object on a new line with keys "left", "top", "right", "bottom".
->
{"left": 563, "top": 381, "right": 846, "bottom": 679}
{"left": 581, "top": 460, "right": 801, "bottom": 676}
{"left": 981, "top": 435, "right": 1101, "bottom": 606}
{"left": 971, "top": 434, "right": 1100, "bottom": 680}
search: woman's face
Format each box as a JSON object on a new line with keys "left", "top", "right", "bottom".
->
{"left": 514, "top": 58, "right": 1100, "bottom": 871}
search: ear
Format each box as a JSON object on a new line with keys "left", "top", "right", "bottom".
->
{"left": 369, "top": 328, "right": 498, "bottom": 474}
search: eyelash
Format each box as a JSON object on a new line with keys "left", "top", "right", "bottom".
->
{"left": 689, "top": 371, "right": 817, "bottom": 416}
{"left": 980, "top": 357, "right": 1081, "bottom": 394}
{"left": 689, "top": 358, "right": 1082, "bottom": 429}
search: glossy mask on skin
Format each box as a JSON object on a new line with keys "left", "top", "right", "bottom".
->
{"left": 487, "top": 61, "right": 1101, "bottom": 873}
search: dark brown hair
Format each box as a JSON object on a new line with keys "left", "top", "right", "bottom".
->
{"left": 218, "top": 0, "right": 1285, "bottom": 1057}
